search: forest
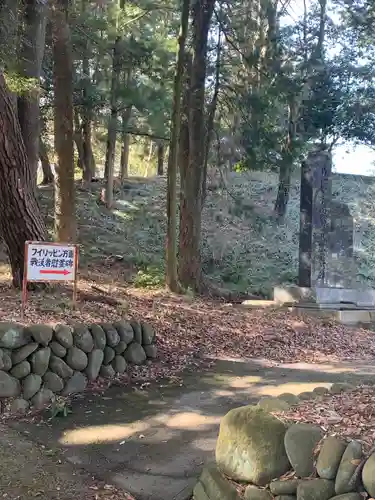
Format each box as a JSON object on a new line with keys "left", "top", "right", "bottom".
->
{"left": 0, "top": 0, "right": 375, "bottom": 298}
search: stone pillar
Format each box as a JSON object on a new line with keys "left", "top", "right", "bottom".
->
{"left": 298, "top": 148, "right": 332, "bottom": 287}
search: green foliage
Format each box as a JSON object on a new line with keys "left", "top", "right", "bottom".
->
{"left": 134, "top": 264, "right": 164, "bottom": 288}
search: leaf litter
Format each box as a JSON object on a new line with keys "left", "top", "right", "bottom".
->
{"left": 275, "top": 385, "right": 375, "bottom": 450}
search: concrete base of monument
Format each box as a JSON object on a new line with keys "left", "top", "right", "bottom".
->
{"left": 289, "top": 304, "right": 375, "bottom": 325}
{"left": 274, "top": 285, "right": 375, "bottom": 308}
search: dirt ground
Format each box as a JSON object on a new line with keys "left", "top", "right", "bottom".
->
{"left": 0, "top": 423, "right": 135, "bottom": 500}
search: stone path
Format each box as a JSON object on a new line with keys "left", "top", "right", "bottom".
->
{"left": 8, "top": 357, "right": 375, "bottom": 500}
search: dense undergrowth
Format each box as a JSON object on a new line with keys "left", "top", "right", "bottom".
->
{"left": 34, "top": 170, "right": 375, "bottom": 298}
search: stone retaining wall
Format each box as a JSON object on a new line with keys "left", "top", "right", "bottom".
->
{"left": 194, "top": 383, "right": 374, "bottom": 500}
{"left": 0, "top": 319, "right": 156, "bottom": 412}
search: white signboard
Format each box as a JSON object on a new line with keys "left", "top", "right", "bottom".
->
{"left": 25, "top": 241, "right": 78, "bottom": 282}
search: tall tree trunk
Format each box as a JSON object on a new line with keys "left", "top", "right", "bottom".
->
{"left": 81, "top": 0, "right": 96, "bottom": 181}
{"left": 51, "top": 0, "right": 76, "bottom": 242}
{"left": 120, "top": 105, "right": 132, "bottom": 181}
{"left": 166, "top": 0, "right": 190, "bottom": 292}
{"left": 178, "top": 0, "right": 215, "bottom": 291}
{"left": 104, "top": 34, "right": 121, "bottom": 206}
{"left": 0, "top": 73, "right": 46, "bottom": 287}
{"left": 157, "top": 142, "right": 165, "bottom": 175}
{"left": 274, "top": 99, "right": 296, "bottom": 221}
{"left": 39, "top": 138, "right": 54, "bottom": 185}
{"left": 73, "top": 108, "right": 86, "bottom": 174}
{"left": 202, "top": 27, "right": 221, "bottom": 204}
{"left": 17, "top": 0, "right": 48, "bottom": 191}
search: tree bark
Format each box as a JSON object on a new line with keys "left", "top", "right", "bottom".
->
{"left": 81, "top": 0, "right": 96, "bottom": 181}
{"left": 73, "top": 108, "right": 86, "bottom": 174}
{"left": 0, "top": 72, "right": 46, "bottom": 287}
{"left": 166, "top": 0, "right": 190, "bottom": 293}
{"left": 17, "top": 0, "right": 48, "bottom": 191}
{"left": 178, "top": 0, "right": 215, "bottom": 291}
{"left": 120, "top": 105, "right": 132, "bottom": 181}
{"left": 51, "top": 0, "right": 76, "bottom": 242}
{"left": 39, "top": 138, "right": 54, "bottom": 185}
{"left": 157, "top": 142, "right": 165, "bottom": 175}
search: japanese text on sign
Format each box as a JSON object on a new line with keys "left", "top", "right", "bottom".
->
{"left": 25, "top": 242, "right": 78, "bottom": 282}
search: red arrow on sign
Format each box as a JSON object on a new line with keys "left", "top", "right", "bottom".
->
{"left": 39, "top": 269, "right": 71, "bottom": 276}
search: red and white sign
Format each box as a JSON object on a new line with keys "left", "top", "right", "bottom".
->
{"left": 21, "top": 241, "right": 79, "bottom": 318}
{"left": 25, "top": 242, "right": 78, "bottom": 282}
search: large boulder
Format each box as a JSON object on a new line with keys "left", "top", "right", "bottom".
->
{"left": 362, "top": 451, "right": 375, "bottom": 496}
{"left": 66, "top": 347, "right": 88, "bottom": 371}
{"left": 335, "top": 440, "right": 362, "bottom": 494}
{"left": 12, "top": 343, "right": 38, "bottom": 364}
{"left": 54, "top": 324, "right": 73, "bottom": 348}
{"left": 73, "top": 324, "right": 94, "bottom": 353}
{"left": 26, "top": 325, "right": 53, "bottom": 346}
{"left": 22, "top": 374, "right": 42, "bottom": 400}
{"left": 317, "top": 436, "right": 347, "bottom": 480}
{"left": 297, "top": 479, "right": 335, "bottom": 500}
{"left": 124, "top": 343, "right": 146, "bottom": 365}
{"left": 215, "top": 405, "right": 290, "bottom": 485}
{"left": 85, "top": 349, "right": 104, "bottom": 381}
{"left": 0, "top": 322, "right": 30, "bottom": 349}
{"left": 30, "top": 347, "right": 51, "bottom": 376}
{"left": 90, "top": 324, "right": 107, "bottom": 350}
{"left": 113, "top": 320, "right": 134, "bottom": 344}
{"left": 49, "top": 355, "right": 73, "bottom": 379}
{"left": 284, "top": 423, "right": 323, "bottom": 477}
{"left": 0, "top": 371, "right": 21, "bottom": 397}
{"left": 62, "top": 372, "right": 87, "bottom": 396}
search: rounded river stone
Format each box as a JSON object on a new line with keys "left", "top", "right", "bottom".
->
{"left": 257, "top": 397, "right": 290, "bottom": 412}
{"left": 113, "top": 320, "right": 134, "bottom": 344}
{"left": 49, "top": 355, "right": 73, "bottom": 379}
{"left": 335, "top": 440, "right": 362, "bottom": 494}
{"left": 85, "top": 349, "right": 104, "bottom": 381}
{"left": 112, "top": 355, "right": 127, "bottom": 374}
{"left": 284, "top": 423, "right": 323, "bottom": 477}
{"left": 244, "top": 485, "right": 273, "bottom": 500}
{"left": 103, "top": 346, "right": 115, "bottom": 365}
{"left": 30, "top": 347, "right": 51, "bottom": 376}
{"left": 297, "top": 479, "right": 335, "bottom": 500}
{"left": 130, "top": 320, "right": 142, "bottom": 344}
{"left": 73, "top": 324, "right": 94, "bottom": 353}
{"left": 12, "top": 343, "right": 38, "bottom": 365}
{"left": 0, "top": 371, "right": 21, "bottom": 397}
{"left": 22, "top": 374, "right": 42, "bottom": 400}
{"left": 62, "top": 372, "right": 87, "bottom": 396}
{"left": 43, "top": 371, "right": 64, "bottom": 393}
{"left": 54, "top": 324, "right": 73, "bottom": 348}
{"left": 50, "top": 341, "right": 67, "bottom": 358}
{"left": 124, "top": 343, "right": 146, "bottom": 365}
{"left": 90, "top": 324, "right": 107, "bottom": 350}
{"left": 270, "top": 480, "right": 299, "bottom": 495}
{"left": 100, "top": 364, "right": 115, "bottom": 378}
{"left": 101, "top": 323, "right": 120, "bottom": 347}
{"left": 144, "top": 344, "right": 157, "bottom": 359}
{"left": 10, "top": 360, "right": 31, "bottom": 379}
{"left": 317, "top": 436, "right": 347, "bottom": 479}
{"left": 66, "top": 347, "right": 88, "bottom": 371}
{"left": 362, "top": 451, "right": 375, "bottom": 496}
{"left": 141, "top": 322, "right": 155, "bottom": 345}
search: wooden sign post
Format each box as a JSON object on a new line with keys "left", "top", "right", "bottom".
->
{"left": 22, "top": 241, "right": 79, "bottom": 318}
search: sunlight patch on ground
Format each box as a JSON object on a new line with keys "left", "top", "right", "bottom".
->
{"left": 60, "top": 422, "right": 150, "bottom": 446}
{"left": 164, "top": 412, "right": 220, "bottom": 430}
{"left": 253, "top": 382, "right": 331, "bottom": 397}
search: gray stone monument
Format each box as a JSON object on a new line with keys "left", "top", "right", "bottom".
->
{"left": 299, "top": 147, "right": 332, "bottom": 287}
